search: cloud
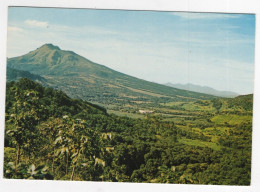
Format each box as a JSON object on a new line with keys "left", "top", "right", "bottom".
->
{"left": 171, "top": 12, "right": 240, "bottom": 20}
{"left": 25, "top": 20, "right": 49, "bottom": 28}
{"left": 8, "top": 26, "right": 24, "bottom": 33}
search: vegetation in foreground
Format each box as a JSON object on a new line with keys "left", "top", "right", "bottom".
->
{"left": 4, "top": 78, "right": 252, "bottom": 185}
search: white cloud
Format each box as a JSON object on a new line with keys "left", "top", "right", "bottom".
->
{"left": 171, "top": 12, "right": 240, "bottom": 20}
{"left": 25, "top": 19, "right": 49, "bottom": 28}
{"left": 7, "top": 26, "right": 24, "bottom": 33}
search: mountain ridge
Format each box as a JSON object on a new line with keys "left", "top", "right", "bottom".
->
{"left": 165, "top": 82, "right": 239, "bottom": 98}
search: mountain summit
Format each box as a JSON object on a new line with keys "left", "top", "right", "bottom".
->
{"left": 37, "top": 43, "right": 61, "bottom": 50}
{"left": 7, "top": 44, "right": 216, "bottom": 108}
{"left": 8, "top": 44, "right": 115, "bottom": 77}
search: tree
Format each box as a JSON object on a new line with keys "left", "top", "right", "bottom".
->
{"left": 7, "top": 84, "right": 41, "bottom": 166}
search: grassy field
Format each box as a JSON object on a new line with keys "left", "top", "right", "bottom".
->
{"left": 107, "top": 109, "right": 144, "bottom": 119}
{"left": 211, "top": 114, "right": 252, "bottom": 125}
{"left": 178, "top": 138, "right": 222, "bottom": 151}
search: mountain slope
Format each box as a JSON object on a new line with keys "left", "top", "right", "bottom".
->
{"left": 7, "top": 67, "right": 47, "bottom": 84}
{"left": 165, "top": 83, "right": 238, "bottom": 98}
{"left": 212, "top": 94, "right": 253, "bottom": 112}
{"left": 7, "top": 44, "right": 217, "bottom": 108}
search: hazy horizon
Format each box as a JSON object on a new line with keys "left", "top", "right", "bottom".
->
{"left": 7, "top": 7, "right": 255, "bottom": 95}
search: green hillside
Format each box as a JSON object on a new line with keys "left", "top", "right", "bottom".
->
{"left": 4, "top": 78, "right": 252, "bottom": 185}
{"left": 211, "top": 94, "right": 253, "bottom": 113}
{"left": 7, "top": 67, "right": 46, "bottom": 84}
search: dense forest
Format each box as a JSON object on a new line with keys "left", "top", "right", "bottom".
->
{"left": 4, "top": 78, "right": 252, "bottom": 185}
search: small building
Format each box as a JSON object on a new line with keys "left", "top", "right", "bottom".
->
{"left": 139, "top": 109, "right": 154, "bottom": 114}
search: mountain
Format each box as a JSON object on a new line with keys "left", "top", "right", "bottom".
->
{"left": 165, "top": 83, "right": 238, "bottom": 98}
{"left": 7, "top": 44, "right": 217, "bottom": 109}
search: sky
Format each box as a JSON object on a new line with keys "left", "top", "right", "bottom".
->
{"left": 7, "top": 7, "right": 255, "bottom": 94}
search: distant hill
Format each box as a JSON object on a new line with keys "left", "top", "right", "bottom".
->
{"left": 165, "top": 83, "right": 238, "bottom": 98}
{"left": 7, "top": 44, "right": 216, "bottom": 108}
{"left": 7, "top": 67, "right": 47, "bottom": 85}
